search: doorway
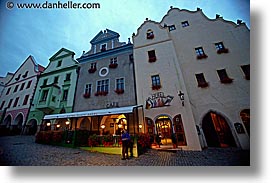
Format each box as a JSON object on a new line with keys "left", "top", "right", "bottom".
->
{"left": 202, "top": 112, "right": 236, "bottom": 147}
{"left": 155, "top": 115, "right": 172, "bottom": 145}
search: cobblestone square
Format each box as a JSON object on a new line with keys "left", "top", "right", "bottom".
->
{"left": 0, "top": 136, "right": 249, "bottom": 166}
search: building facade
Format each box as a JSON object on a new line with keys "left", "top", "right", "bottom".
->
{"left": 0, "top": 72, "right": 14, "bottom": 98}
{"left": 133, "top": 7, "right": 250, "bottom": 150}
{"left": 26, "top": 48, "right": 79, "bottom": 134}
{"left": 0, "top": 56, "right": 44, "bottom": 135}
{"left": 44, "top": 29, "right": 140, "bottom": 137}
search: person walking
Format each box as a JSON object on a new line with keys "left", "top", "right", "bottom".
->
{"left": 121, "top": 130, "right": 130, "bottom": 160}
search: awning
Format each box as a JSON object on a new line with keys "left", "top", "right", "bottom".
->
{"left": 43, "top": 105, "right": 142, "bottom": 120}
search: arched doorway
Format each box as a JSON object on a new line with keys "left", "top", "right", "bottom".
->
{"left": 13, "top": 113, "right": 24, "bottom": 135}
{"left": 27, "top": 119, "right": 38, "bottom": 135}
{"left": 202, "top": 111, "right": 236, "bottom": 148}
{"left": 79, "top": 117, "right": 91, "bottom": 130}
{"left": 155, "top": 115, "right": 172, "bottom": 145}
{"left": 1, "top": 115, "right": 12, "bottom": 135}
{"left": 240, "top": 109, "right": 250, "bottom": 136}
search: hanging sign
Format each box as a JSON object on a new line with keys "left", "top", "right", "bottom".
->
{"left": 145, "top": 92, "right": 174, "bottom": 109}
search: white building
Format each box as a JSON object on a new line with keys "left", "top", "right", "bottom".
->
{"left": 133, "top": 7, "right": 250, "bottom": 150}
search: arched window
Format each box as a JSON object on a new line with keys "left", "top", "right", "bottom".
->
{"left": 146, "top": 29, "right": 154, "bottom": 39}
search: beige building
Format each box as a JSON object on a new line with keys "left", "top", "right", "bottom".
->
{"left": 133, "top": 7, "right": 250, "bottom": 150}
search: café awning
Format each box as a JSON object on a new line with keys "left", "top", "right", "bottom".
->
{"left": 43, "top": 105, "right": 142, "bottom": 120}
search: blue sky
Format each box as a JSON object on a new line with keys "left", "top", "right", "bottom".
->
{"left": 0, "top": 0, "right": 250, "bottom": 77}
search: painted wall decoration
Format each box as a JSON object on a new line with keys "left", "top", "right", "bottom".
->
{"left": 145, "top": 92, "right": 174, "bottom": 109}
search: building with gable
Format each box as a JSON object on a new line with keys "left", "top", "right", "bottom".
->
{"left": 0, "top": 56, "right": 44, "bottom": 135}
{"left": 26, "top": 48, "right": 79, "bottom": 134}
{"left": 133, "top": 7, "right": 250, "bottom": 150}
{"left": 43, "top": 29, "right": 141, "bottom": 137}
{"left": 0, "top": 72, "right": 14, "bottom": 98}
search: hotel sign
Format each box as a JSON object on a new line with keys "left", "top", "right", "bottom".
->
{"left": 145, "top": 92, "right": 174, "bottom": 109}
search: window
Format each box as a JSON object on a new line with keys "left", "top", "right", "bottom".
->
{"left": 7, "top": 99, "right": 13, "bottom": 108}
{"left": 57, "top": 60, "right": 62, "bottom": 67}
{"left": 182, "top": 21, "right": 189, "bottom": 27}
{"left": 0, "top": 101, "right": 5, "bottom": 110}
{"left": 195, "top": 47, "right": 208, "bottom": 59}
{"left": 26, "top": 80, "right": 32, "bottom": 89}
{"left": 109, "top": 57, "right": 118, "bottom": 68}
{"left": 215, "top": 42, "right": 229, "bottom": 54}
{"left": 217, "top": 69, "right": 233, "bottom": 84}
{"left": 20, "top": 83, "right": 25, "bottom": 90}
{"left": 195, "top": 73, "right": 209, "bottom": 88}
{"left": 89, "top": 63, "right": 97, "bottom": 73}
{"left": 13, "top": 85, "right": 19, "bottom": 93}
{"left": 168, "top": 25, "right": 176, "bottom": 31}
{"left": 101, "top": 43, "right": 107, "bottom": 52}
{"left": 54, "top": 76, "right": 59, "bottom": 84}
{"left": 148, "top": 50, "right": 157, "bottom": 62}
{"left": 65, "top": 73, "right": 71, "bottom": 81}
{"left": 83, "top": 84, "right": 92, "bottom": 98}
{"left": 95, "top": 79, "right": 109, "bottom": 96}
{"left": 146, "top": 29, "right": 154, "bottom": 39}
{"left": 129, "top": 54, "right": 134, "bottom": 61}
{"left": 23, "top": 95, "right": 29, "bottom": 105}
{"left": 15, "top": 74, "right": 21, "bottom": 81}
{"left": 85, "top": 84, "right": 92, "bottom": 94}
{"left": 115, "top": 78, "right": 125, "bottom": 94}
{"left": 241, "top": 64, "right": 250, "bottom": 80}
{"left": 151, "top": 75, "right": 161, "bottom": 90}
{"left": 41, "top": 90, "right": 49, "bottom": 101}
{"left": 6, "top": 87, "right": 11, "bottom": 95}
{"left": 13, "top": 97, "right": 19, "bottom": 107}
{"left": 43, "top": 79, "right": 48, "bottom": 86}
{"left": 22, "top": 71, "right": 28, "bottom": 78}
{"left": 62, "top": 89, "right": 68, "bottom": 101}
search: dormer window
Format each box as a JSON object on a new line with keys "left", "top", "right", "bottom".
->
{"left": 100, "top": 43, "right": 107, "bottom": 52}
{"left": 146, "top": 29, "right": 154, "bottom": 39}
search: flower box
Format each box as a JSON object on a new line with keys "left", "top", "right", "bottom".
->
{"left": 197, "top": 54, "right": 208, "bottom": 59}
{"left": 148, "top": 57, "right": 157, "bottom": 63}
{"left": 152, "top": 85, "right": 161, "bottom": 90}
{"left": 220, "top": 77, "right": 233, "bottom": 84}
{"left": 88, "top": 68, "right": 97, "bottom": 73}
{"left": 109, "top": 63, "right": 118, "bottom": 68}
{"left": 217, "top": 48, "right": 229, "bottom": 54}
{"left": 115, "top": 89, "right": 124, "bottom": 94}
{"left": 94, "top": 91, "right": 108, "bottom": 96}
{"left": 198, "top": 82, "right": 209, "bottom": 88}
{"left": 83, "top": 93, "right": 91, "bottom": 98}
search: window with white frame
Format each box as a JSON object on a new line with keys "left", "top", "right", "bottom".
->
{"left": 97, "top": 79, "right": 109, "bottom": 93}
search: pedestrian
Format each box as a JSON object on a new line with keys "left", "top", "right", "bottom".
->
{"left": 121, "top": 130, "right": 130, "bottom": 160}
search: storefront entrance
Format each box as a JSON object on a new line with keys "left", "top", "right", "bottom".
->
{"left": 202, "top": 112, "right": 236, "bottom": 148}
{"left": 155, "top": 115, "right": 172, "bottom": 145}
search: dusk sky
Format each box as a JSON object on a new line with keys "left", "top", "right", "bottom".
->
{"left": 0, "top": 0, "right": 250, "bottom": 77}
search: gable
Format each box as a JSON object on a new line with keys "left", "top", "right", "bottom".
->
{"left": 90, "top": 29, "right": 120, "bottom": 44}
{"left": 49, "top": 48, "right": 75, "bottom": 61}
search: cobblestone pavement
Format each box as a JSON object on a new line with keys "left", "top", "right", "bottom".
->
{"left": 0, "top": 135, "right": 250, "bottom": 166}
